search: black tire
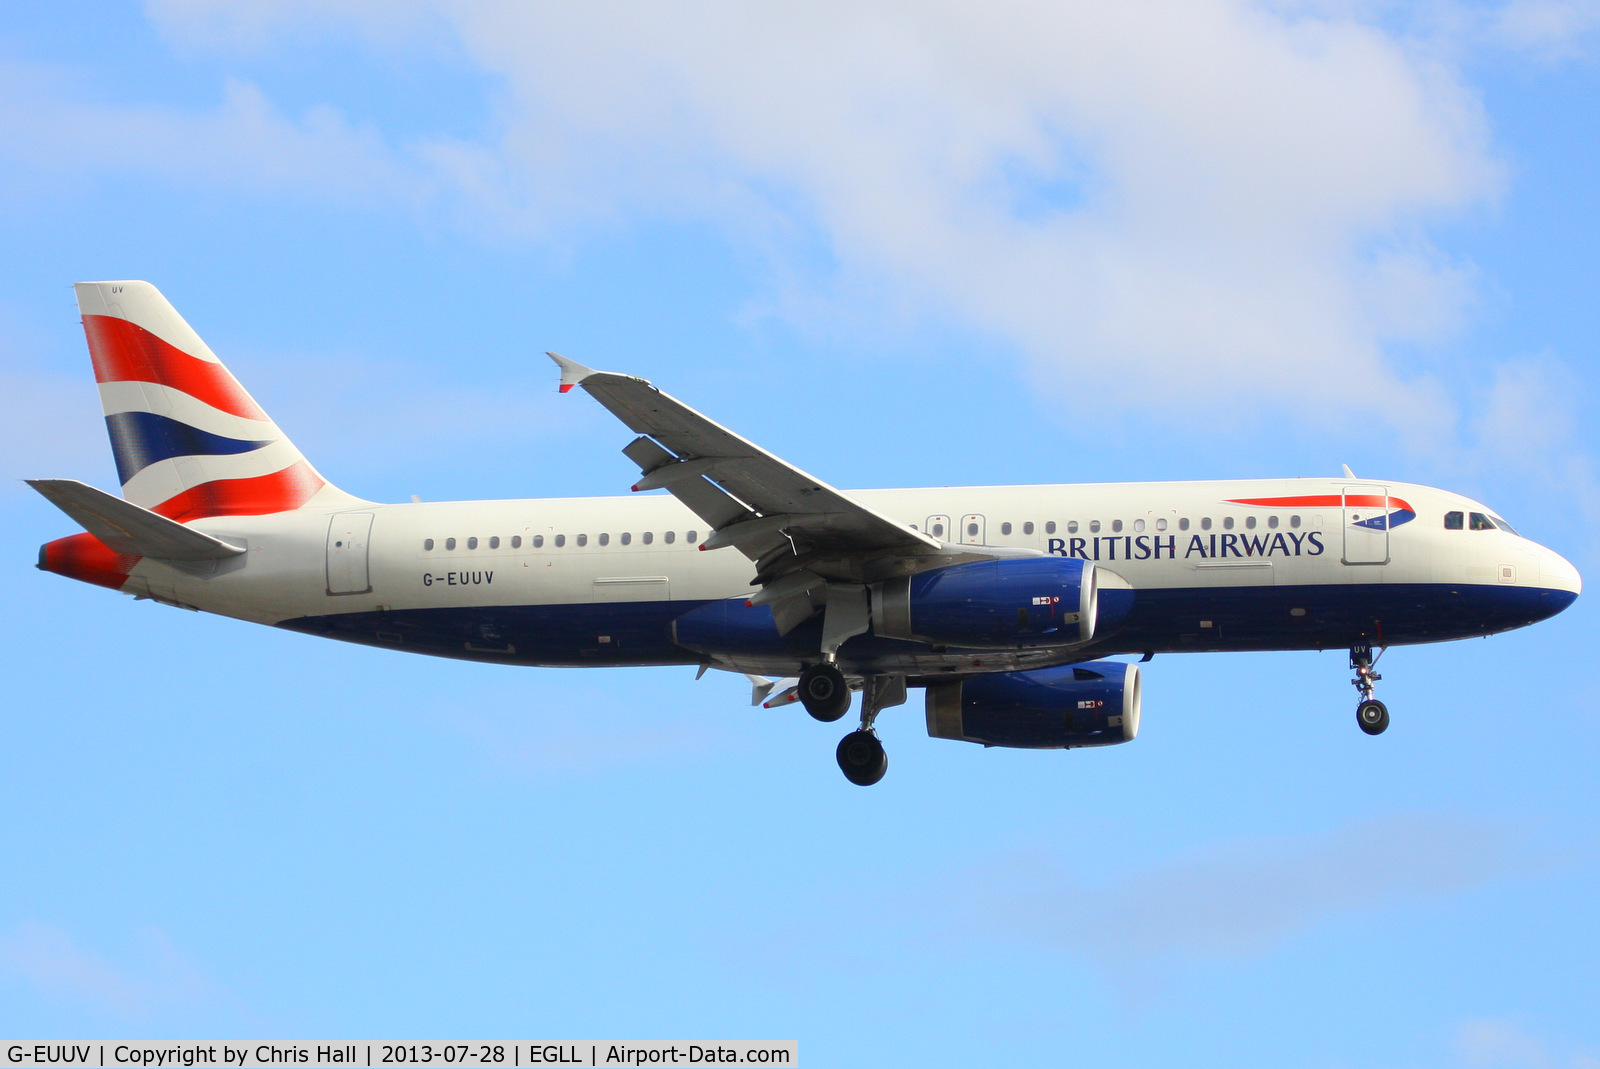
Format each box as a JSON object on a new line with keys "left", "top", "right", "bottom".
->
{"left": 1357, "top": 699, "right": 1390, "bottom": 736}
{"left": 836, "top": 730, "right": 888, "bottom": 786}
{"left": 799, "top": 663, "right": 851, "bottom": 722}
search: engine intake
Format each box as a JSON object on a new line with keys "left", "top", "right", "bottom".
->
{"left": 873, "top": 557, "right": 1097, "bottom": 648}
{"left": 925, "top": 660, "right": 1141, "bottom": 749}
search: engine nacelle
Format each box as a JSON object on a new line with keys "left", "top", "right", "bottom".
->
{"left": 873, "top": 557, "right": 1097, "bottom": 648}
{"left": 925, "top": 660, "right": 1141, "bottom": 749}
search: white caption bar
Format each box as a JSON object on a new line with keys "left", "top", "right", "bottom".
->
{"left": 3, "top": 1046, "right": 796, "bottom": 1069}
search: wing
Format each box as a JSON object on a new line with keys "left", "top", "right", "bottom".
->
{"left": 550, "top": 353, "right": 983, "bottom": 642}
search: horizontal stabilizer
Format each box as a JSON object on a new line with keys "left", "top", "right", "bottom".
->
{"left": 28, "top": 479, "right": 245, "bottom": 561}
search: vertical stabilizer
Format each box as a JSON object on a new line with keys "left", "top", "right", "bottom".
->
{"left": 75, "top": 281, "right": 361, "bottom": 521}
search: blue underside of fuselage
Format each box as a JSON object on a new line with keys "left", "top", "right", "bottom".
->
{"left": 276, "top": 582, "right": 1577, "bottom": 671}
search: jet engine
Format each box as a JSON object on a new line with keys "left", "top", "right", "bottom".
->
{"left": 873, "top": 557, "right": 1097, "bottom": 648}
{"left": 924, "top": 660, "right": 1141, "bottom": 748}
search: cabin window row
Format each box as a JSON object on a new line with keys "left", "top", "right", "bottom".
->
{"left": 987, "top": 515, "right": 1303, "bottom": 537}
{"left": 423, "top": 530, "right": 700, "bottom": 551}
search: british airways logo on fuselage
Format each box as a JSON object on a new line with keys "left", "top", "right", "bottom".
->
{"left": 1043, "top": 494, "right": 1414, "bottom": 562}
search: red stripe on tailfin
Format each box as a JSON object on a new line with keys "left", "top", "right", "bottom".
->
{"left": 83, "top": 314, "right": 268, "bottom": 420}
{"left": 151, "top": 460, "right": 325, "bottom": 523}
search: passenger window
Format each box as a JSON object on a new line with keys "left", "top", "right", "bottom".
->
{"left": 467, "top": 536, "right": 479, "bottom": 549}
{"left": 1469, "top": 512, "right": 1493, "bottom": 531}
{"left": 1155, "top": 518, "right": 1166, "bottom": 531}
{"left": 577, "top": 534, "right": 589, "bottom": 546}
{"left": 554, "top": 534, "right": 565, "bottom": 547}
{"left": 1066, "top": 521, "right": 1078, "bottom": 534}
{"left": 1112, "top": 519, "right": 1123, "bottom": 533}
{"left": 1244, "top": 516, "right": 1256, "bottom": 530}
{"left": 687, "top": 531, "right": 698, "bottom": 544}
{"left": 1001, "top": 522, "right": 1012, "bottom": 535}
{"left": 1444, "top": 511, "right": 1464, "bottom": 530}
{"left": 1089, "top": 520, "right": 1101, "bottom": 533}
{"left": 598, "top": 533, "right": 609, "bottom": 546}
{"left": 489, "top": 536, "right": 500, "bottom": 549}
{"left": 966, "top": 522, "right": 979, "bottom": 537}
{"left": 1023, "top": 521, "right": 1034, "bottom": 535}
{"left": 1133, "top": 518, "right": 1145, "bottom": 532}
{"left": 621, "top": 532, "right": 631, "bottom": 545}
{"left": 1045, "top": 521, "right": 1056, "bottom": 534}
{"left": 1223, "top": 517, "right": 1235, "bottom": 530}
{"left": 511, "top": 535, "right": 521, "bottom": 548}
{"left": 533, "top": 535, "right": 544, "bottom": 548}
{"left": 931, "top": 523, "right": 944, "bottom": 537}
{"left": 643, "top": 531, "right": 653, "bottom": 545}
{"left": 1201, "top": 517, "right": 1212, "bottom": 530}
{"left": 1290, "top": 515, "right": 1301, "bottom": 528}
{"left": 424, "top": 538, "right": 434, "bottom": 551}
{"left": 664, "top": 531, "right": 676, "bottom": 544}
{"left": 1178, "top": 518, "right": 1190, "bottom": 531}
{"left": 445, "top": 537, "right": 457, "bottom": 550}
{"left": 1267, "top": 516, "right": 1278, "bottom": 529}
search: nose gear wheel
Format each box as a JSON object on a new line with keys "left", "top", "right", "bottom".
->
{"left": 1350, "top": 645, "right": 1389, "bottom": 735}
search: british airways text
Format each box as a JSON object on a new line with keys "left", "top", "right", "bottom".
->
{"left": 1047, "top": 532, "right": 1326, "bottom": 561}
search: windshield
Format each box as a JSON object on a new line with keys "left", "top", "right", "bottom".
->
{"left": 1490, "top": 515, "right": 1519, "bottom": 536}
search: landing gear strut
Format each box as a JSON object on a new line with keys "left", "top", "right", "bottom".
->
{"left": 835, "top": 675, "right": 904, "bottom": 786}
{"left": 1350, "top": 645, "right": 1389, "bottom": 735}
{"left": 799, "top": 662, "right": 851, "bottom": 722}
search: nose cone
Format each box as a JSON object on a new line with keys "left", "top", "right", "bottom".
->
{"left": 1532, "top": 544, "right": 1582, "bottom": 623}
{"left": 1540, "top": 546, "right": 1583, "bottom": 597}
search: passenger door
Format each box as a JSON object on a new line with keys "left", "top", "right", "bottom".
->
{"left": 326, "top": 512, "right": 374, "bottom": 594}
{"left": 1342, "top": 485, "right": 1390, "bottom": 566}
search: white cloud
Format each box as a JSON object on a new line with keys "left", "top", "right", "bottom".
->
{"left": 0, "top": 368, "right": 112, "bottom": 493}
{"left": 1466, "top": 356, "right": 1600, "bottom": 555}
{"left": 1456, "top": 1017, "right": 1600, "bottom": 1069}
{"left": 950, "top": 812, "right": 1535, "bottom": 976}
{"left": 1487, "top": 0, "right": 1600, "bottom": 60}
{"left": 0, "top": 59, "right": 425, "bottom": 205}
{"left": 409, "top": 1, "right": 1506, "bottom": 432}
{"left": 0, "top": 923, "right": 217, "bottom": 1023}
{"left": 32, "top": 0, "right": 1594, "bottom": 453}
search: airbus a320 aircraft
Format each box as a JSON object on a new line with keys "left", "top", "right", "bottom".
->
{"left": 32, "top": 282, "right": 1582, "bottom": 784}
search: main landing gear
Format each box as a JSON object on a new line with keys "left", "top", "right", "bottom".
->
{"left": 836, "top": 731, "right": 887, "bottom": 787}
{"left": 796, "top": 665, "right": 902, "bottom": 785}
{"left": 798, "top": 662, "right": 851, "bottom": 722}
{"left": 1350, "top": 645, "right": 1389, "bottom": 735}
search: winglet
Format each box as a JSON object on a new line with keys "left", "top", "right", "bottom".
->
{"left": 547, "top": 352, "right": 597, "bottom": 394}
{"left": 1341, "top": 463, "right": 1357, "bottom": 479}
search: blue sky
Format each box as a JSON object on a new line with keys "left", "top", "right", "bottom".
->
{"left": 1, "top": 1, "right": 1597, "bottom": 1063}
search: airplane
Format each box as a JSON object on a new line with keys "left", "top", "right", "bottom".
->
{"left": 31, "top": 281, "right": 1582, "bottom": 785}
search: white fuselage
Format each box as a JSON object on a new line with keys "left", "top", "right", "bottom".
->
{"left": 112, "top": 476, "right": 1579, "bottom": 677}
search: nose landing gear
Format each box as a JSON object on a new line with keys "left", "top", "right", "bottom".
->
{"left": 1350, "top": 645, "right": 1389, "bottom": 735}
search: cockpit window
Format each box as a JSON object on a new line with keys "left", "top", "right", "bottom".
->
{"left": 1490, "top": 515, "right": 1519, "bottom": 536}
{"left": 1444, "top": 511, "right": 1463, "bottom": 530}
{"left": 1469, "top": 512, "right": 1494, "bottom": 531}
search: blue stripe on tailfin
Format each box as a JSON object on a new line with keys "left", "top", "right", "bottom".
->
{"left": 104, "top": 411, "right": 273, "bottom": 485}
